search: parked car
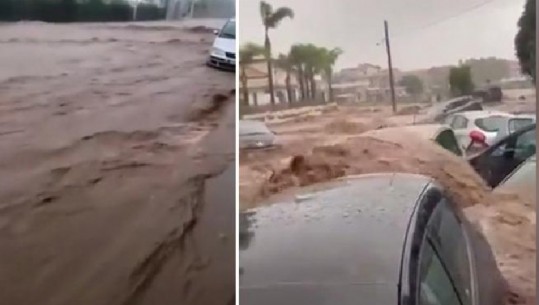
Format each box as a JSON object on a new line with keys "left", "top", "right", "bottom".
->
{"left": 469, "top": 123, "right": 536, "bottom": 187}
{"left": 443, "top": 110, "right": 514, "bottom": 153}
{"left": 495, "top": 154, "right": 536, "bottom": 206}
{"left": 423, "top": 96, "right": 483, "bottom": 123}
{"left": 240, "top": 173, "right": 506, "bottom": 305}
{"left": 364, "top": 124, "right": 463, "bottom": 156}
{"left": 206, "top": 18, "right": 235, "bottom": 71}
{"left": 239, "top": 120, "right": 276, "bottom": 150}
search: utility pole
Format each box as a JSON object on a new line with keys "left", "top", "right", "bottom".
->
{"left": 133, "top": 0, "right": 139, "bottom": 21}
{"left": 384, "top": 20, "right": 397, "bottom": 113}
{"left": 190, "top": 0, "right": 196, "bottom": 18}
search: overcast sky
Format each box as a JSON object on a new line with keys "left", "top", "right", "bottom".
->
{"left": 239, "top": 0, "right": 526, "bottom": 70}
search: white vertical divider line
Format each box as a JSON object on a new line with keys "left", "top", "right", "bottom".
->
{"left": 234, "top": 1, "right": 240, "bottom": 304}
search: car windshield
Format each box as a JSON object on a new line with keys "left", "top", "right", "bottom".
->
{"left": 509, "top": 118, "right": 534, "bottom": 133}
{"left": 240, "top": 121, "right": 271, "bottom": 136}
{"left": 219, "top": 20, "right": 236, "bottom": 39}
{"left": 475, "top": 116, "right": 510, "bottom": 132}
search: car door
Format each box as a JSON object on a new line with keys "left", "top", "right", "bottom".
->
{"left": 470, "top": 127, "right": 536, "bottom": 187}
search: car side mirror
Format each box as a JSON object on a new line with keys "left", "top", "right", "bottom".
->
{"left": 213, "top": 29, "right": 219, "bottom": 35}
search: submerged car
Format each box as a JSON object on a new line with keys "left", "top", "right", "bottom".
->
{"left": 239, "top": 120, "right": 276, "bottom": 150}
{"left": 240, "top": 173, "right": 506, "bottom": 305}
{"left": 207, "top": 18, "right": 235, "bottom": 71}
{"left": 469, "top": 123, "right": 536, "bottom": 187}
{"left": 423, "top": 96, "right": 483, "bottom": 123}
{"left": 471, "top": 86, "right": 503, "bottom": 103}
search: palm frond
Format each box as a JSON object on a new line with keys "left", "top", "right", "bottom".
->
{"left": 266, "top": 7, "right": 294, "bottom": 28}
{"left": 259, "top": 1, "right": 273, "bottom": 25}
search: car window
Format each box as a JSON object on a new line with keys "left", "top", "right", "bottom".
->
{"left": 508, "top": 118, "right": 534, "bottom": 133}
{"left": 443, "top": 116, "right": 455, "bottom": 126}
{"left": 418, "top": 240, "right": 462, "bottom": 305}
{"left": 474, "top": 116, "right": 508, "bottom": 132}
{"left": 435, "top": 130, "right": 463, "bottom": 156}
{"left": 514, "top": 128, "right": 536, "bottom": 160}
{"left": 490, "top": 128, "right": 535, "bottom": 159}
{"left": 420, "top": 199, "right": 473, "bottom": 305}
{"left": 219, "top": 20, "right": 236, "bottom": 39}
{"left": 451, "top": 116, "right": 468, "bottom": 129}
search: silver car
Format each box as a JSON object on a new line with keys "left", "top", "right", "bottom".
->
{"left": 239, "top": 120, "right": 276, "bottom": 150}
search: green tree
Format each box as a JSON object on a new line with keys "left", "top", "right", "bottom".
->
{"left": 449, "top": 65, "right": 475, "bottom": 96}
{"left": 259, "top": 1, "right": 294, "bottom": 105}
{"left": 515, "top": 0, "right": 535, "bottom": 81}
{"left": 399, "top": 75, "right": 424, "bottom": 95}
{"left": 239, "top": 43, "right": 264, "bottom": 106}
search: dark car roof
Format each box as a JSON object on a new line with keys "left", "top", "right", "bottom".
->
{"left": 239, "top": 173, "right": 433, "bottom": 304}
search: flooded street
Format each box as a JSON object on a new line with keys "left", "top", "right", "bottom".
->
{"left": 239, "top": 100, "right": 536, "bottom": 304}
{"left": 0, "top": 20, "right": 235, "bottom": 305}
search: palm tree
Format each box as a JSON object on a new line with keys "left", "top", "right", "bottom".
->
{"left": 275, "top": 54, "right": 294, "bottom": 104}
{"left": 259, "top": 1, "right": 294, "bottom": 105}
{"left": 294, "top": 44, "right": 322, "bottom": 100}
{"left": 319, "top": 47, "right": 343, "bottom": 102}
{"left": 305, "top": 44, "right": 324, "bottom": 99}
{"left": 289, "top": 45, "right": 306, "bottom": 100}
{"left": 239, "top": 43, "right": 264, "bottom": 106}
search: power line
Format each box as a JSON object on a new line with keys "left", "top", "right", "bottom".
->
{"left": 392, "top": 0, "right": 501, "bottom": 38}
{"left": 375, "top": 0, "right": 502, "bottom": 45}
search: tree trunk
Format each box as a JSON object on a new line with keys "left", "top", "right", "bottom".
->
{"left": 264, "top": 29, "right": 276, "bottom": 106}
{"left": 311, "top": 74, "right": 317, "bottom": 100}
{"left": 297, "top": 66, "right": 305, "bottom": 100}
{"left": 240, "top": 66, "right": 249, "bottom": 106}
{"left": 327, "top": 72, "right": 333, "bottom": 103}
{"left": 285, "top": 71, "right": 292, "bottom": 104}
{"left": 303, "top": 69, "right": 311, "bottom": 99}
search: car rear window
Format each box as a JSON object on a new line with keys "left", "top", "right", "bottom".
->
{"left": 509, "top": 118, "right": 534, "bottom": 133}
{"left": 474, "top": 116, "right": 508, "bottom": 132}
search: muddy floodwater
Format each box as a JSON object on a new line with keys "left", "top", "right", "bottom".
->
{"left": 240, "top": 101, "right": 536, "bottom": 305}
{"left": 0, "top": 20, "right": 235, "bottom": 305}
